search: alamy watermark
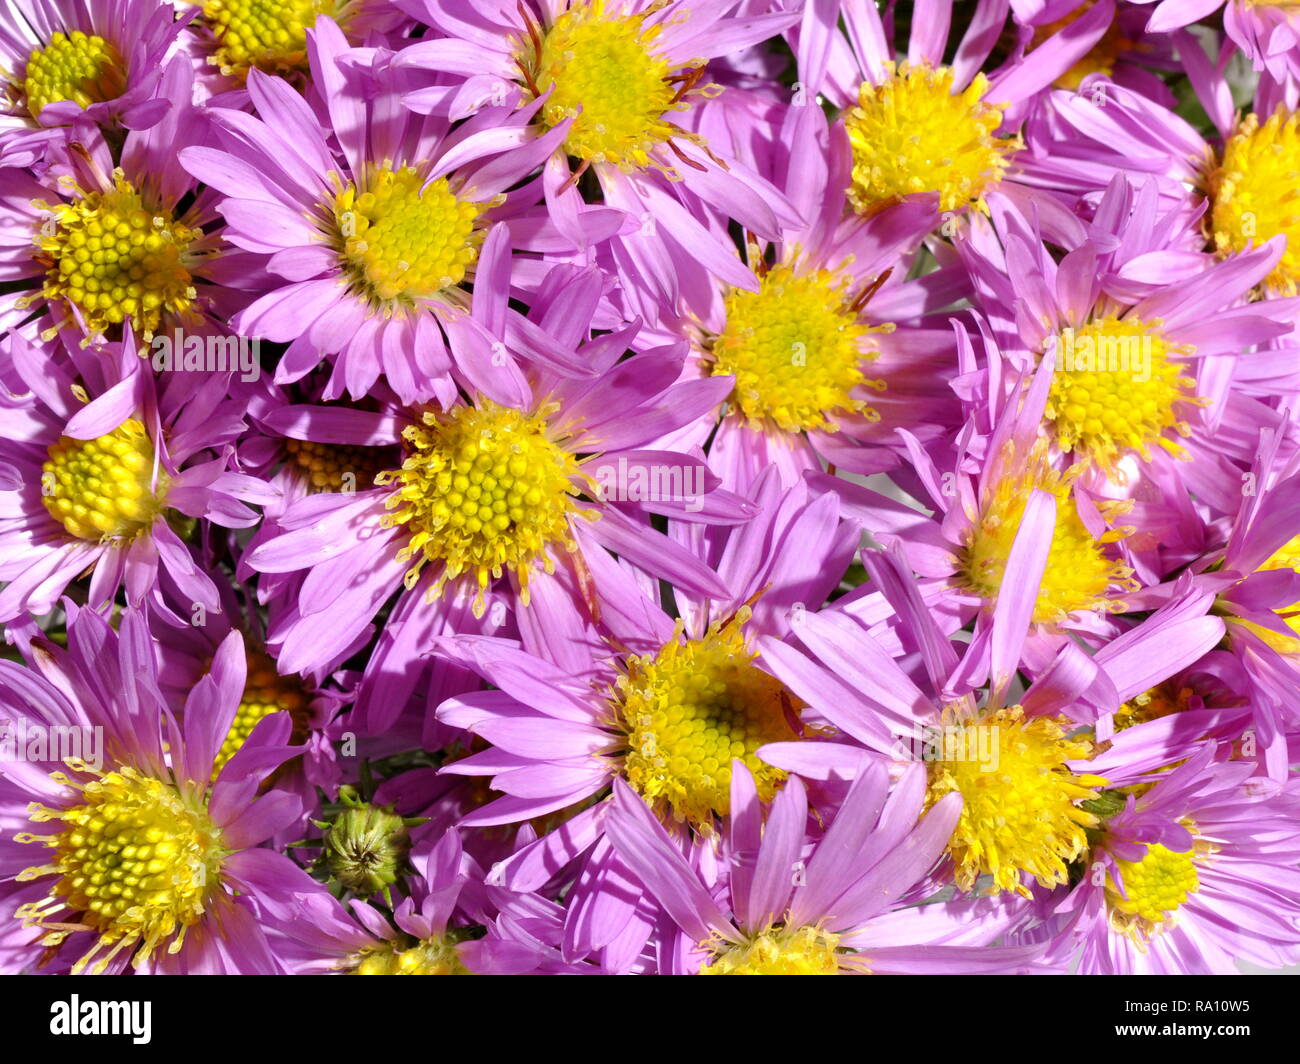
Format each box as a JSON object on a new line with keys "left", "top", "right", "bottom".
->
{"left": 0, "top": 719, "right": 103, "bottom": 771}
{"left": 1050, "top": 327, "right": 1152, "bottom": 383}
{"left": 589, "top": 457, "right": 706, "bottom": 512}
{"left": 891, "top": 723, "right": 1001, "bottom": 773}
{"left": 147, "top": 329, "right": 261, "bottom": 383}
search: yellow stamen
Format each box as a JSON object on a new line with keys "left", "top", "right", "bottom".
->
{"left": 16, "top": 764, "right": 225, "bottom": 973}
{"left": 376, "top": 400, "right": 591, "bottom": 616}
{"left": 202, "top": 0, "right": 346, "bottom": 80}
{"left": 925, "top": 705, "right": 1106, "bottom": 896}
{"left": 352, "top": 935, "right": 471, "bottom": 975}
{"left": 21, "top": 31, "right": 125, "bottom": 117}
{"left": 845, "top": 62, "right": 1018, "bottom": 216}
{"left": 1209, "top": 109, "right": 1300, "bottom": 295}
{"left": 331, "top": 166, "right": 486, "bottom": 310}
{"left": 707, "top": 264, "right": 891, "bottom": 433}
{"left": 701, "top": 924, "right": 845, "bottom": 975}
{"left": 42, "top": 419, "right": 166, "bottom": 542}
{"left": 614, "top": 609, "right": 801, "bottom": 827}
{"left": 36, "top": 172, "right": 199, "bottom": 339}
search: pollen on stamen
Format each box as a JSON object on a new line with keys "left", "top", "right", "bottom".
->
{"left": 330, "top": 167, "right": 486, "bottom": 310}
{"left": 35, "top": 172, "right": 200, "bottom": 340}
{"left": 351, "top": 934, "right": 471, "bottom": 975}
{"left": 525, "top": 0, "right": 711, "bottom": 172}
{"left": 844, "top": 61, "right": 1020, "bottom": 217}
{"left": 20, "top": 30, "right": 126, "bottom": 117}
{"left": 1105, "top": 828, "right": 1205, "bottom": 942}
{"left": 701, "top": 924, "right": 846, "bottom": 975}
{"left": 1208, "top": 108, "right": 1300, "bottom": 296}
{"left": 613, "top": 609, "right": 802, "bottom": 828}
{"left": 1046, "top": 316, "right": 1205, "bottom": 475}
{"left": 42, "top": 419, "right": 168, "bottom": 542}
{"left": 924, "top": 705, "right": 1107, "bottom": 897}
{"left": 376, "top": 401, "right": 592, "bottom": 617}
{"left": 959, "top": 449, "right": 1137, "bottom": 624}
{"left": 15, "top": 764, "right": 226, "bottom": 974}
{"left": 201, "top": 0, "right": 347, "bottom": 80}
{"left": 706, "top": 263, "right": 892, "bottom": 434}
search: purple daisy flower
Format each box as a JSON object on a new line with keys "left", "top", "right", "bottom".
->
{"left": 1025, "top": 744, "right": 1300, "bottom": 973}
{"left": 604, "top": 761, "right": 1048, "bottom": 973}
{"left": 0, "top": 330, "right": 273, "bottom": 623}
{"left": 0, "top": 0, "right": 186, "bottom": 165}
{"left": 0, "top": 56, "right": 265, "bottom": 344}
{"left": 0, "top": 604, "right": 331, "bottom": 974}
{"left": 179, "top": 18, "right": 591, "bottom": 403}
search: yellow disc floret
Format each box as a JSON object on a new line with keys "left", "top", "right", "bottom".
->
{"left": 377, "top": 400, "right": 589, "bottom": 615}
{"left": 708, "top": 264, "right": 890, "bottom": 434}
{"left": 925, "top": 706, "right": 1106, "bottom": 896}
{"left": 352, "top": 935, "right": 471, "bottom": 975}
{"left": 1106, "top": 839, "right": 1199, "bottom": 935}
{"left": 960, "top": 453, "right": 1135, "bottom": 623}
{"left": 1209, "top": 109, "right": 1300, "bottom": 295}
{"left": 530, "top": 0, "right": 689, "bottom": 170}
{"left": 1115, "top": 681, "right": 1195, "bottom": 730}
{"left": 284, "top": 437, "right": 393, "bottom": 494}
{"left": 16, "top": 764, "right": 226, "bottom": 974}
{"left": 615, "top": 610, "right": 800, "bottom": 827}
{"left": 36, "top": 172, "right": 199, "bottom": 339}
{"left": 1047, "top": 317, "right": 1202, "bottom": 473}
{"left": 332, "top": 167, "right": 485, "bottom": 309}
{"left": 701, "top": 925, "right": 844, "bottom": 975}
{"left": 1031, "top": 1, "right": 1130, "bottom": 90}
{"left": 202, "top": 0, "right": 343, "bottom": 80}
{"left": 212, "top": 649, "right": 311, "bottom": 777}
{"left": 42, "top": 419, "right": 166, "bottom": 542}
{"left": 1232, "top": 533, "right": 1300, "bottom": 654}
{"left": 845, "top": 62, "right": 1018, "bottom": 216}
{"left": 21, "top": 31, "right": 125, "bottom": 116}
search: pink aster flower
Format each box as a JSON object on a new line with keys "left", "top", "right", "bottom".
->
{"left": 636, "top": 98, "right": 967, "bottom": 494}
{"left": 389, "top": 0, "right": 803, "bottom": 312}
{"left": 243, "top": 265, "right": 750, "bottom": 679}
{"left": 0, "top": 55, "right": 266, "bottom": 345}
{"left": 1025, "top": 744, "right": 1300, "bottom": 973}
{"left": 604, "top": 762, "right": 1049, "bottom": 973}
{"left": 790, "top": 0, "right": 1121, "bottom": 230}
{"left": 0, "top": 0, "right": 187, "bottom": 165}
{"left": 0, "top": 604, "right": 331, "bottom": 974}
{"left": 0, "top": 329, "right": 273, "bottom": 623}
{"left": 179, "top": 18, "right": 596, "bottom": 403}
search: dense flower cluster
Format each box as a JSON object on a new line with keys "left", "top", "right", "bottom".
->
{"left": 1, "top": 0, "right": 1299, "bottom": 976}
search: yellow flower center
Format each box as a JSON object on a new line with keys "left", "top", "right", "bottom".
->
{"left": 845, "top": 62, "right": 1017, "bottom": 216}
{"left": 1209, "top": 109, "right": 1300, "bottom": 295}
{"left": 615, "top": 611, "right": 800, "bottom": 827}
{"left": 1106, "top": 839, "right": 1199, "bottom": 934}
{"left": 960, "top": 454, "right": 1135, "bottom": 623}
{"left": 1031, "top": 1, "right": 1130, "bottom": 90}
{"left": 202, "top": 0, "right": 344, "bottom": 80}
{"left": 36, "top": 173, "right": 198, "bottom": 339}
{"left": 21, "top": 31, "right": 125, "bottom": 117}
{"left": 701, "top": 925, "right": 844, "bottom": 975}
{"left": 16, "top": 764, "right": 225, "bottom": 974}
{"left": 530, "top": 0, "right": 685, "bottom": 170}
{"left": 42, "top": 419, "right": 167, "bottom": 542}
{"left": 283, "top": 437, "right": 393, "bottom": 494}
{"left": 1046, "top": 317, "right": 1202, "bottom": 473}
{"left": 212, "top": 650, "right": 311, "bottom": 777}
{"left": 376, "top": 401, "right": 589, "bottom": 616}
{"left": 925, "top": 706, "right": 1106, "bottom": 896}
{"left": 707, "top": 264, "right": 889, "bottom": 434}
{"left": 352, "top": 935, "right": 471, "bottom": 975}
{"left": 1115, "top": 681, "right": 1194, "bottom": 730}
{"left": 331, "top": 167, "right": 485, "bottom": 309}
{"left": 1232, "top": 533, "right": 1300, "bottom": 653}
